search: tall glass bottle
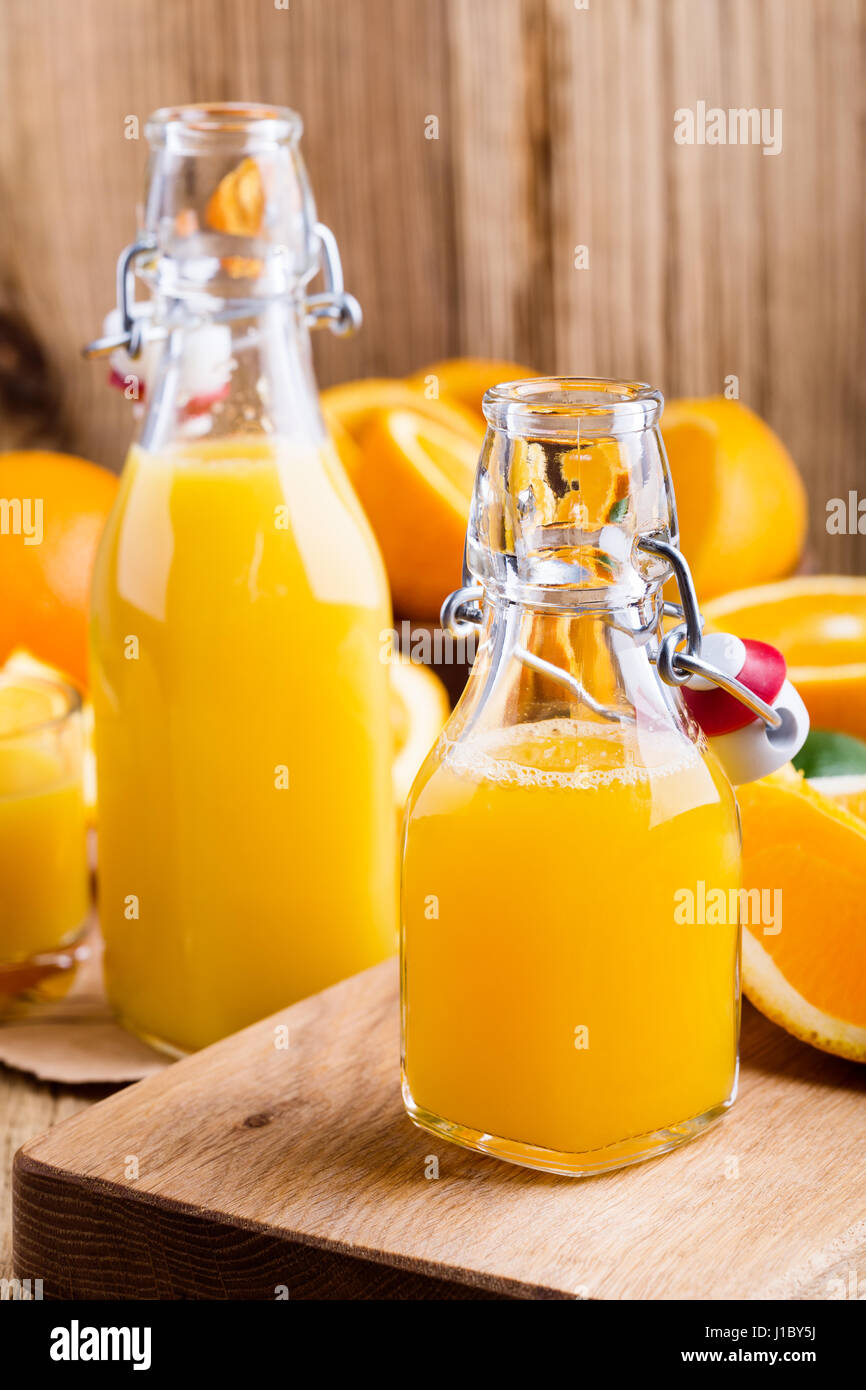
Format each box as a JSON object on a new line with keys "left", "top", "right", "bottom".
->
{"left": 89, "top": 104, "right": 396, "bottom": 1053}
{"left": 402, "top": 380, "right": 742, "bottom": 1175}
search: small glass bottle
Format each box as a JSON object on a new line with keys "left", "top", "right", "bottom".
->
{"left": 401, "top": 379, "right": 742, "bottom": 1176}
{"left": 88, "top": 105, "right": 396, "bottom": 1054}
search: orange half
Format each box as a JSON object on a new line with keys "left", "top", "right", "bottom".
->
{"left": 406, "top": 358, "right": 540, "bottom": 421}
{"left": 738, "top": 766, "right": 866, "bottom": 1061}
{"left": 705, "top": 577, "right": 866, "bottom": 740}
{"left": 354, "top": 409, "right": 477, "bottom": 618}
{"left": 390, "top": 655, "right": 450, "bottom": 810}
{"left": 812, "top": 775, "right": 866, "bottom": 821}
{"left": 321, "top": 378, "right": 484, "bottom": 449}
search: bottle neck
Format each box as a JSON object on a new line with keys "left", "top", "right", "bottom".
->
{"left": 454, "top": 594, "right": 685, "bottom": 744}
{"left": 138, "top": 295, "right": 323, "bottom": 455}
{"left": 467, "top": 381, "right": 675, "bottom": 607}
{"left": 482, "top": 593, "right": 662, "bottom": 677}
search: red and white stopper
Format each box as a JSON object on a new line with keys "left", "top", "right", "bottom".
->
{"left": 680, "top": 632, "right": 809, "bottom": 785}
{"left": 103, "top": 309, "right": 233, "bottom": 420}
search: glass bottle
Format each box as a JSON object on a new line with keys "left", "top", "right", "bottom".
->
{"left": 0, "top": 671, "right": 89, "bottom": 999}
{"left": 89, "top": 104, "right": 396, "bottom": 1054}
{"left": 401, "top": 379, "right": 742, "bottom": 1176}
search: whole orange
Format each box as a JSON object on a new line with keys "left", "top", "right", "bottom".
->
{"left": 0, "top": 451, "right": 118, "bottom": 687}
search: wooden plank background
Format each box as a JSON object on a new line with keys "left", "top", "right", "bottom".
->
{"left": 0, "top": 0, "right": 862, "bottom": 573}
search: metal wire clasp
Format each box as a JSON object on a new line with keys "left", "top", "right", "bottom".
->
{"left": 82, "top": 239, "right": 155, "bottom": 360}
{"left": 82, "top": 221, "right": 361, "bottom": 361}
{"left": 305, "top": 223, "right": 362, "bottom": 337}
{"left": 441, "top": 538, "right": 782, "bottom": 732}
{"left": 439, "top": 585, "right": 634, "bottom": 723}
{"left": 637, "top": 535, "right": 782, "bottom": 731}
{"left": 440, "top": 585, "right": 483, "bottom": 637}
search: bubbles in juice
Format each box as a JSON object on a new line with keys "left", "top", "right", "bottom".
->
{"left": 438, "top": 717, "right": 703, "bottom": 788}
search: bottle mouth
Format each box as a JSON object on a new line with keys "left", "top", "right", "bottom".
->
{"left": 140, "top": 101, "right": 317, "bottom": 300}
{"left": 483, "top": 378, "right": 663, "bottom": 440}
{"left": 146, "top": 103, "right": 303, "bottom": 153}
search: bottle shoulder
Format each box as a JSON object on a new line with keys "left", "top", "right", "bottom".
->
{"left": 91, "top": 436, "right": 391, "bottom": 620}
{"left": 406, "top": 714, "right": 740, "bottom": 834}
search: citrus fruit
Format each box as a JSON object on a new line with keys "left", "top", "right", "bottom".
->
{"left": 810, "top": 775, "right": 866, "bottom": 820}
{"left": 661, "top": 398, "right": 807, "bottom": 599}
{"left": 507, "top": 436, "right": 629, "bottom": 531}
{"left": 321, "top": 378, "right": 483, "bottom": 448}
{"left": 390, "top": 655, "right": 449, "bottom": 809}
{"left": 0, "top": 451, "right": 118, "bottom": 688}
{"left": 205, "top": 156, "right": 265, "bottom": 238}
{"left": 704, "top": 577, "right": 866, "bottom": 740}
{"left": 205, "top": 156, "right": 266, "bottom": 278}
{"left": 353, "top": 409, "right": 477, "bottom": 617}
{"left": 405, "top": 358, "right": 539, "bottom": 420}
{"left": 738, "top": 765, "right": 866, "bottom": 1062}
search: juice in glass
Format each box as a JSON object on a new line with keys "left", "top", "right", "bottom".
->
{"left": 91, "top": 435, "right": 396, "bottom": 1053}
{"left": 0, "top": 674, "right": 89, "bottom": 994}
{"left": 402, "top": 718, "right": 740, "bottom": 1168}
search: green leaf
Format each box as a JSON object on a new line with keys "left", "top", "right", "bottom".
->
{"left": 792, "top": 729, "right": 866, "bottom": 779}
{"left": 607, "top": 497, "right": 629, "bottom": 523}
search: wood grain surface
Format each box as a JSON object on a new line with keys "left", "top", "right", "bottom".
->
{"left": 0, "top": 0, "right": 862, "bottom": 569}
{"left": 1, "top": 1072, "right": 103, "bottom": 1284}
{"left": 13, "top": 959, "right": 866, "bottom": 1300}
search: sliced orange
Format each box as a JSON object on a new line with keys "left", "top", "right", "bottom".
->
{"left": 204, "top": 156, "right": 266, "bottom": 278}
{"left": 661, "top": 398, "right": 807, "bottom": 599}
{"left": 390, "top": 654, "right": 450, "bottom": 809}
{"left": 738, "top": 766, "right": 866, "bottom": 1061}
{"left": 321, "top": 378, "right": 483, "bottom": 448}
{"left": 811, "top": 775, "right": 866, "bottom": 821}
{"left": 555, "top": 440, "right": 630, "bottom": 530}
{"left": 704, "top": 577, "right": 866, "bottom": 740}
{"left": 205, "top": 156, "right": 265, "bottom": 238}
{"left": 405, "top": 358, "right": 539, "bottom": 421}
{"left": 354, "top": 409, "right": 476, "bottom": 617}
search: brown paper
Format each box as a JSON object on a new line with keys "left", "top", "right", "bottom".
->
{"left": 0, "top": 922, "right": 170, "bottom": 1084}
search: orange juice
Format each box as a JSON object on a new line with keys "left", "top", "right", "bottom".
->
{"left": 0, "top": 677, "right": 89, "bottom": 971}
{"left": 0, "top": 747, "right": 88, "bottom": 963}
{"left": 91, "top": 435, "right": 397, "bottom": 1053}
{"left": 402, "top": 718, "right": 740, "bottom": 1172}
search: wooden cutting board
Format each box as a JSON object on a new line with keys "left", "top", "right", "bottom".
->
{"left": 13, "top": 959, "right": 866, "bottom": 1300}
